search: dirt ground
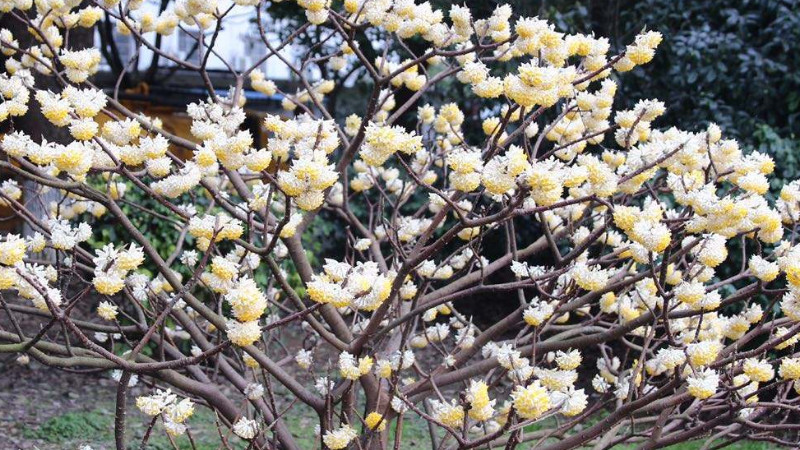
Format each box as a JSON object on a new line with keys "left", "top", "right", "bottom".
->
{"left": 0, "top": 360, "right": 118, "bottom": 449}
{"left": 0, "top": 356, "right": 265, "bottom": 449}
{"left": 0, "top": 292, "right": 248, "bottom": 450}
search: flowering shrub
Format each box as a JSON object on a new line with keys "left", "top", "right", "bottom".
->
{"left": 1, "top": 0, "right": 799, "bottom": 448}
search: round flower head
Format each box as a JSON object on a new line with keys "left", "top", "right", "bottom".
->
{"left": 465, "top": 380, "right": 495, "bottom": 421}
{"left": 226, "top": 320, "right": 261, "bottom": 347}
{"left": 364, "top": 412, "right": 386, "bottom": 431}
{"left": 96, "top": 300, "right": 118, "bottom": 321}
{"left": 233, "top": 417, "right": 259, "bottom": 440}
{"left": 687, "top": 369, "right": 719, "bottom": 400}
{"left": 0, "top": 235, "right": 26, "bottom": 266}
{"left": 512, "top": 381, "right": 550, "bottom": 419}
{"left": 780, "top": 358, "right": 800, "bottom": 380}
{"left": 322, "top": 425, "right": 357, "bottom": 449}
{"left": 430, "top": 399, "right": 465, "bottom": 428}
{"left": 743, "top": 358, "right": 773, "bottom": 383}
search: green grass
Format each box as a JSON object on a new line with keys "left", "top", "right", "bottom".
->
{"left": 23, "top": 409, "right": 112, "bottom": 444}
{"left": 386, "top": 414, "right": 443, "bottom": 447}
{"left": 18, "top": 400, "right": 434, "bottom": 449}
{"left": 279, "top": 403, "right": 437, "bottom": 448}
{"left": 18, "top": 404, "right": 776, "bottom": 449}
{"left": 20, "top": 406, "right": 249, "bottom": 450}
{"left": 282, "top": 406, "right": 320, "bottom": 448}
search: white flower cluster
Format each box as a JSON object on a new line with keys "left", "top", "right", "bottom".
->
{"left": 92, "top": 243, "right": 145, "bottom": 296}
{"left": 307, "top": 259, "right": 393, "bottom": 311}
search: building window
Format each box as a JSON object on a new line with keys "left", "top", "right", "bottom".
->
{"left": 178, "top": 30, "right": 202, "bottom": 65}
{"left": 113, "top": 26, "right": 136, "bottom": 66}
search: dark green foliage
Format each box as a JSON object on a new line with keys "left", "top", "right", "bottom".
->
{"left": 548, "top": 0, "right": 800, "bottom": 191}
{"left": 618, "top": 0, "right": 799, "bottom": 141}
{"left": 267, "top": 0, "right": 800, "bottom": 177}
{"left": 23, "top": 410, "right": 110, "bottom": 443}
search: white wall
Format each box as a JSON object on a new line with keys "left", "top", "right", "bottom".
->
{"left": 99, "top": 0, "right": 297, "bottom": 80}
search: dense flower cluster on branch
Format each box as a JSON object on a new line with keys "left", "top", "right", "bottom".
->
{"left": 1, "top": 0, "right": 800, "bottom": 448}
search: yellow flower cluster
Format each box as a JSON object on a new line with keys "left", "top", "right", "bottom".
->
{"left": 613, "top": 200, "right": 671, "bottom": 254}
{"left": 571, "top": 262, "right": 609, "bottom": 292}
{"left": 511, "top": 381, "right": 550, "bottom": 420}
{"left": 364, "top": 412, "right": 386, "bottom": 431}
{"left": 430, "top": 399, "right": 465, "bottom": 428}
{"left": 504, "top": 64, "right": 576, "bottom": 109}
{"left": 96, "top": 300, "right": 118, "bottom": 321}
{"left": 615, "top": 31, "right": 662, "bottom": 71}
{"left": 307, "top": 260, "right": 392, "bottom": 311}
{"left": 188, "top": 214, "right": 244, "bottom": 251}
{"left": 743, "top": 358, "right": 774, "bottom": 383}
{"left": 338, "top": 351, "right": 373, "bottom": 380}
{"left": 226, "top": 277, "right": 267, "bottom": 322}
{"left": 480, "top": 146, "right": 529, "bottom": 196}
{"left": 613, "top": 99, "right": 665, "bottom": 149}
{"left": 687, "top": 340, "right": 722, "bottom": 367}
{"left": 60, "top": 48, "right": 101, "bottom": 83}
{"left": 780, "top": 358, "right": 800, "bottom": 380}
{"left": 92, "top": 244, "right": 144, "bottom": 296}
{"left": 525, "top": 158, "right": 568, "bottom": 206}
{"left": 278, "top": 149, "right": 338, "bottom": 211}
{"left": 0, "top": 70, "right": 30, "bottom": 121}
{"left": 360, "top": 122, "right": 423, "bottom": 167}
{"left": 381, "top": 57, "right": 427, "bottom": 91}
{"left": 249, "top": 69, "right": 277, "bottom": 96}
{"left": 226, "top": 319, "right": 261, "bottom": 347}
{"left": 0, "top": 234, "right": 26, "bottom": 266}
{"left": 465, "top": 380, "right": 495, "bottom": 422}
{"left": 447, "top": 148, "right": 483, "bottom": 192}
{"left": 687, "top": 369, "right": 719, "bottom": 400}
{"left": 322, "top": 425, "right": 357, "bottom": 450}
